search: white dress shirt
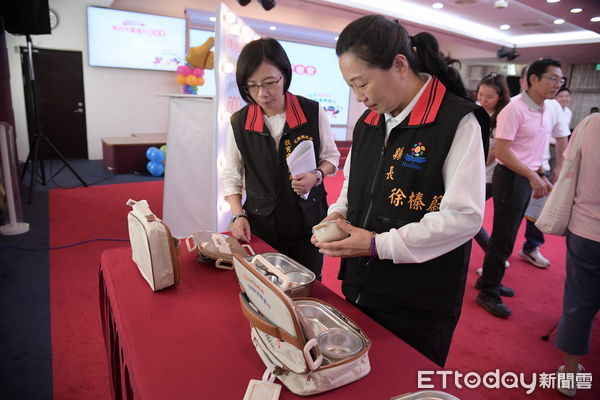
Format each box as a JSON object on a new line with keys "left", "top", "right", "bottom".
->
{"left": 328, "top": 76, "right": 486, "bottom": 264}
{"left": 223, "top": 106, "right": 340, "bottom": 197}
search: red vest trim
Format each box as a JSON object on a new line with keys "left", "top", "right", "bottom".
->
{"left": 408, "top": 77, "right": 446, "bottom": 126}
{"left": 243, "top": 92, "right": 307, "bottom": 133}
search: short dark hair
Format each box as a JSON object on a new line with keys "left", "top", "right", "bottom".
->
{"left": 527, "top": 58, "right": 562, "bottom": 87}
{"left": 335, "top": 15, "right": 472, "bottom": 101}
{"left": 557, "top": 86, "right": 570, "bottom": 95}
{"left": 235, "top": 38, "right": 292, "bottom": 104}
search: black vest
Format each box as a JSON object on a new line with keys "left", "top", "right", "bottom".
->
{"left": 230, "top": 93, "right": 328, "bottom": 241}
{"left": 341, "top": 78, "right": 489, "bottom": 314}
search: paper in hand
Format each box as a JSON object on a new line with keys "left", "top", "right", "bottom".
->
{"left": 286, "top": 140, "right": 316, "bottom": 200}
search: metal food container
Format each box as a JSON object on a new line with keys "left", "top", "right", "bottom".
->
{"left": 390, "top": 391, "right": 461, "bottom": 400}
{"left": 247, "top": 253, "right": 315, "bottom": 297}
{"left": 295, "top": 299, "right": 369, "bottom": 365}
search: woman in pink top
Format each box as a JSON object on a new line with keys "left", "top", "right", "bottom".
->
{"left": 553, "top": 113, "right": 600, "bottom": 398}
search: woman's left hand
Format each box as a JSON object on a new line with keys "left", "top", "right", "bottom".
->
{"left": 291, "top": 172, "right": 317, "bottom": 195}
{"left": 313, "top": 219, "right": 373, "bottom": 258}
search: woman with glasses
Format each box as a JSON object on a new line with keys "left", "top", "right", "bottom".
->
{"left": 313, "top": 15, "right": 489, "bottom": 366}
{"left": 223, "top": 38, "right": 339, "bottom": 280}
{"left": 473, "top": 73, "right": 511, "bottom": 273}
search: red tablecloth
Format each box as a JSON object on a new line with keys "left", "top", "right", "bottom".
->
{"left": 99, "top": 237, "right": 486, "bottom": 400}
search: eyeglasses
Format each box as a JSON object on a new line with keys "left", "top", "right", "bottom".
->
{"left": 541, "top": 75, "right": 566, "bottom": 85}
{"left": 244, "top": 76, "right": 283, "bottom": 95}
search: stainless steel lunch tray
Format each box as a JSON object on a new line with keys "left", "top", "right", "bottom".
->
{"left": 295, "top": 299, "right": 368, "bottom": 363}
{"left": 246, "top": 252, "right": 315, "bottom": 297}
{"left": 391, "top": 391, "right": 461, "bottom": 400}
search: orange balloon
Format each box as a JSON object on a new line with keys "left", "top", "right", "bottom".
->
{"left": 176, "top": 74, "right": 186, "bottom": 85}
{"left": 196, "top": 77, "right": 205, "bottom": 87}
{"left": 186, "top": 75, "right": 198, "bottom": 86}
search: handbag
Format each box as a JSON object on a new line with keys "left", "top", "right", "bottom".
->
{"left": 233, "top": 254, "right": 371, "bottom": 396}
{"left": 535, "top": 117, "right": 590, "bottom": 236}
{"left": 185, "top": 230, "right": 255, "bottom": 270}
{"left": 127, "top": 199, "right": 180, "bottom": 291}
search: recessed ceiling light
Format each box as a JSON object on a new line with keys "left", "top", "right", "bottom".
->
{"left": 209, "top": 16, "right": 216, "bottom": 22}
{"left": 553, "top": 18, "right": 565, "bottom": 24}
{"left": 500, "top": 24, "right": 510, "bottom": 30}
{"left": 546, "top": 0, "right": 560, "bottom": 3}
{"left": 570, "top": 8, "right": 582, "bottom": 14}
{"left": 334, "top": 36, "right": 339, "bottom": 41}
{"left": 592, "top": 16, "right": 600, "bottom": 22}
{"left": 269, "top": 25, "right": 277, "bottom": 31}
{"left": 432, "top": 2, "right": 444, "bottom": 9}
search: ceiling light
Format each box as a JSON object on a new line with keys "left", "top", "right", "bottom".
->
{"left": 592, "top": 17, "right": 600, "bottom": 22}
{"left": 553, "top": 18, "right": 565, "bottom": 24}
{"left": 269, "top": 25, "right": 277, "bottom": 31}
{"left": 209, "top": 16, "right": 216, "bottom": 22}
{"left": 570, "top": 8, "right": 582, "bottom": 14}
{"left": 334, "top": 36, "right": 339, "bottom": 41}
{"left": 494, "top": 0, "right": 508, "bottom": 9}
{"left": 500, "top": 24, "right": 510, "bottom": 30}
{"left": 432, "top": 3, "right": 444, "bottom": 9}
{"left": 546, "top": 0, "right": 560, "bottom": 3}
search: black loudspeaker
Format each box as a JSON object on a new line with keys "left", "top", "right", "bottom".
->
{"left": 1, "top": 0, "right": 51, "bottom": 35}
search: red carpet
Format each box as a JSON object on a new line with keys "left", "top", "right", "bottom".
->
{"left": 49, "top": 175, "right": 599, "bottom": 399}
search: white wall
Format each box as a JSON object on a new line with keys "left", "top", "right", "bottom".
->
{"left": 6, "top": 0, "right": 494, "bottom": 160}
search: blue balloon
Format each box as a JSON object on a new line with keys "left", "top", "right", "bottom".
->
{"left": 146, "top": 146, "right": 160, "bottom": 161}
{"left": 146, "top": 161, "right": 164, "bottom": 176}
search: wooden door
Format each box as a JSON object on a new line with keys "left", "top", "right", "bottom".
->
{"left": 20, "top": 47, "right": 88, "bottom": 159}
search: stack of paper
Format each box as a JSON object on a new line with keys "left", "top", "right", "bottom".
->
{"left": 286, "top": 140, "right": 316, "bottom": 200}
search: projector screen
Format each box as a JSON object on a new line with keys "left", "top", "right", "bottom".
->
{"left": 87, "top": 7, "right": 186, "bottom": 71}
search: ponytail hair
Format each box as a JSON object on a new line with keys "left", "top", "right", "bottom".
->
{"left": 336, "top": 15, "right": 472, "bottom": 101}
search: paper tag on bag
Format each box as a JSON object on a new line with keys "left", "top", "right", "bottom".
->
{"left": 242, "top": 379, "right": 281, "bottom": 400}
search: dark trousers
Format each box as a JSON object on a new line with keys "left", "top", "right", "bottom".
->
{"left": 352, "top": 302, "right": 458, "bottom": 367}
{"left": 523, "top": 219, "right": 545, "bottom": 253}
{"left": 480, "top": 165, "right": 532, "bottom": 301}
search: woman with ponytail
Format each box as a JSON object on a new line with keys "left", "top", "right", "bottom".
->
{"left": 313, "top": 15, "right": 489, "bottom": 366}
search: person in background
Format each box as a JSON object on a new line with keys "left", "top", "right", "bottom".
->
{"left": 590, "top": 106, "right": 598, "bottom": 114}
{"left": 555, "top": 86, "right": 572, "bottom": 128}
{"left": 223, "top": 38, "right": 339, "bottom": 280}
{"left": 517, "top": 80, "right": 570, "bottom": 269}
{"left": 553, "top": 113, "right": 600, "bottom": 398}
{"left": 473, "top": 73, "right": 511, "bottom": 275}
{"left": 476, "top": 58, "right": 563, "bottom": 318}
{"left": 314, "top": 15, "right": 489, "bottom": 367}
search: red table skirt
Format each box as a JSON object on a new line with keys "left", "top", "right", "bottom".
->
{"left": 99, "top": 237, "right": 485, "bottom": 399}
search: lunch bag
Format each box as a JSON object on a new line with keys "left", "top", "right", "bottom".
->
{"left": 127, "top": 199, "right": 180, "bottom": 291}
{"left": 233, "top": 254, "right": 371, "bottom": 396}
{"left": 185, "top": 230, "right": 254, "bottom": 270}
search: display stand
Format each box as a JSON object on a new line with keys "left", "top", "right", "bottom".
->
{"left": 161, "top": 95, "right": 216, "bottom": 238}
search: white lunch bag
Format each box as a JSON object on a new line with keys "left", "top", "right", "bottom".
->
{"left": 127, "top": 199, "right": 180, "bottom": 291}
{"left": 233, "top": 254, "right": 371, "bottom": 396}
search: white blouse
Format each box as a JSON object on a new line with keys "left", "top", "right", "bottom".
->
{"left": 328, "top": 76, "right": 486, "bottom": 264}
{"left": 223, "top": 106, "right": 340, "bottom": 197}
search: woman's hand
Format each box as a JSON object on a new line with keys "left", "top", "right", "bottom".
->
{"left": 231, "top": 217, "right": 251, "bottom": 243}
{"left": 313, "top": 219, "right": 372, "bottom": 258}
{"left": 291, "top": 172, "right": 317, "bottom": 195}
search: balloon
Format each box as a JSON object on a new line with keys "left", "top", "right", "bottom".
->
{"left": 185, "top": 75, "right": 198, "bottom": 86}
{"left": 146, "top": 161, "right": 164, "bottom": 176}
{"left": 181, "top": 65, "right": 192, "bottom": 75}
{"left": 160, "top": 145, "right": 167, "bottom": 154}
{"left": 176, "top": 74, "right": 186, "bottom": 85}
{"left": 146, "top": 146, "right": 160, "bottom": 160}
{"left": 192, "top": 68, "right": 204, "bottom": 77}
{"left": 196, "top": 77, "right": 205, "bottom": 87}
{"left": 176, "top": 66, "right": 187, "bottom": 74}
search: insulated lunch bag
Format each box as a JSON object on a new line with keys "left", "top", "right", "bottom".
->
{"left": 127, "top": 199, "right": 180, "bottom": 291}
{"left": 233, "top": 254, "right": 371, "bottom": 396}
